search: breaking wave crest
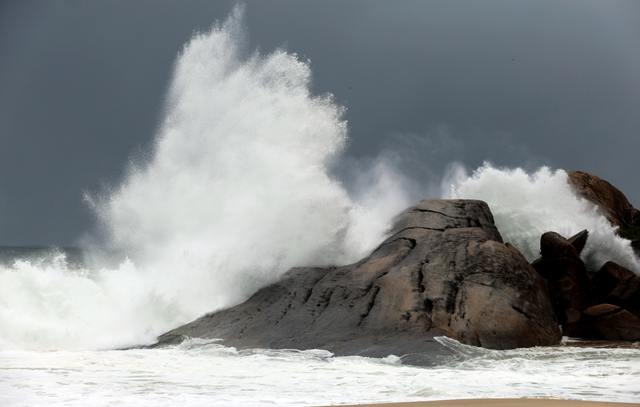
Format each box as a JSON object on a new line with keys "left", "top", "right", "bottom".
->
{"left": 445, "top": 163, "right": 639, "bottom": 272}
{"left": 0, "top": 8, "right": 410, "bottom": 350}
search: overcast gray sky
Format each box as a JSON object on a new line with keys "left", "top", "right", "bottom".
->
{"left": 1, "top": 0, "right": 639, "bottom": 246}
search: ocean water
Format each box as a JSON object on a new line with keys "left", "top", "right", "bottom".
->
{"left": 1, "top": 338, "right": 638, "bottom": 407}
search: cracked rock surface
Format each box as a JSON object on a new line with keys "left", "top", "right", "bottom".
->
{"left": 155, "top": 199, "right": 561, "bottom": 360}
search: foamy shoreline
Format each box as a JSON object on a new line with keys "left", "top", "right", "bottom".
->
{"left": 326, "top": 399, "right": 639, "bottom": 407}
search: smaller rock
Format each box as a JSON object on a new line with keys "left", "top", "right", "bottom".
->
{"left": 533, "top": 232, "right": 591, "bottom": 325}
{"left": 540, "top": 232, "right": 579, "bottom": 259}
{"left": 530, "top": 230, "right": 588, "bottom": 271}
{"left": 577, "top": 304, "right": 640, "bottom": 341}
{"left": 567, "top": 230, "right": 589, "bottom": 255}
{"left": 592, "top": 262, "right": 640, "bottom": 316}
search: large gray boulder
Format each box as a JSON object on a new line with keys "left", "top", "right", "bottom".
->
{"left": 156, "top": 199, "right": 561, "bottom": 359}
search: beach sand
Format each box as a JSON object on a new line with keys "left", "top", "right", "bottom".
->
{"left": 328, "top": 399, "right": 639, "bottom": 407}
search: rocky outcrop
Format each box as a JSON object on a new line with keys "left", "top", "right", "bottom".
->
{"left": 532, "top": 228, "right": 640, "bottom": 340}
{"left": 575, "top": 304, "right": 640, "bottom": 341}
{"left": 567, "top": 171, "right": 640, "bottom": 247}
{"left": 592, "top": 262, "right": 640, "bottom": 316}
{"left": 532, "top": 231, "right": 591, "bottom": 327}
{"left": 156, "top": 199, "right": 561, "bottom": 358}
{"left": 567, "top": 229, "right": 589, "bottom": 254}
{"left": 529, "top": 171, "right": 640, "bottom": 340}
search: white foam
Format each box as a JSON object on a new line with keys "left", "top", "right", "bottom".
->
{"left": 1, "top": 340, "right": 638, "bottom": 406}
{"left": 445, "top": 163, "right": 639, "bottom": 272}
{"left": 0, "top": 8, "right": 408, "bottom": 351}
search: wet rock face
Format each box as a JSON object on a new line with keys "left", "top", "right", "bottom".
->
{"left": 567, "top": 171, "right": 636, "bottom": 229}
{"left": 533, "top": 231, "right": 592, "bottom": 326}
{"left": 577, "top": 304, "right": 640, "bottom": 341}
{"left": 567, "top": 229, "right": 589, "bottom": 255}
{"left": 592, "top": 262, "right": 640, "bottom": 316}
{"left": 532, "top": 228, "right": 640, "bottom": 341}
{"left": 156, "top": 199, "right": 561, "bottom": 356}
{"left": 567, "top": 170, "right": 640, "bottom": 245}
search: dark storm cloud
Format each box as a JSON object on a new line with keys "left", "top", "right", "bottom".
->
{"left": 0, "top": 0, "right": 639, "bottom": 245}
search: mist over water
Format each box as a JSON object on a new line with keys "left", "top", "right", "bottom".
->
{"left": 0, "top": 8, "right": 638, "bottom": 353}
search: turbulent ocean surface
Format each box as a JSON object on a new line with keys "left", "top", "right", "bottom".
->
{"left": 1, "top": 336, "right": 639, "bottom": 407}
{"left": 1, "top": 7, "right": 639, "bottom": 407}
{"left": 0, "top": 245, "right": 638, "bottom": 406}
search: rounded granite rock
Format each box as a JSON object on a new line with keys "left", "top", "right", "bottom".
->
{"left": 156, "top": 199, "right": 562, "bottom": 360}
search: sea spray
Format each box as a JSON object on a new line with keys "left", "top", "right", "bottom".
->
{"left": 0, "top": 8, "right": 409, "bottom": 350}
{"left": 90, "top": 5, "right": 414, "bottom": 324}
{"left": 445, "top": 163, "right": 640, "bottom": 272}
